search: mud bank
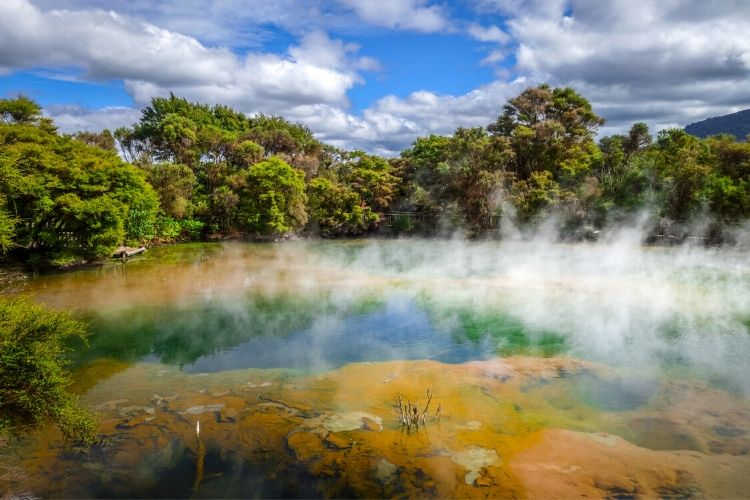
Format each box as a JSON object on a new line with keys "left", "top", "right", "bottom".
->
{"left": 3, "top": 356, "right": 749, "bottom": 498}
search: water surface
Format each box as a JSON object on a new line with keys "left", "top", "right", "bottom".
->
{"left": 2, "top": 240, "right": 750, "bottom": 498}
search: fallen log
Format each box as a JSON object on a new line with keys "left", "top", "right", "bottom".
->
{"left": 112, "top": 246, "right": 146, "bottom": 258}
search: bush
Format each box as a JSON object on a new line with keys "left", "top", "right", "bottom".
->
{"left": 236, "top": 156, "right": 308, "bottom": 236}
{"left": 307, "top": 177, "right": 377, "bottom": 236}
{"left": 0, "top": 297, "right": 95, "bottom": 443}
{"left": 155, "top": 215, "right": 182, "bottom": 241}
{"left": 0, "top": 98, "right": 160, "bottom": 265}
{"left": 180, "top": 218, "right": 205, "bottom": 239}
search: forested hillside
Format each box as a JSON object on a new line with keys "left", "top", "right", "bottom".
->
{"left": 2, "top": 85, "right": 750, "bottom": 267}
{"left": 686, "top": 109, "right": 750, "bottom": 141}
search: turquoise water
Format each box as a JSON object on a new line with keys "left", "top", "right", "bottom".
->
{"left": 3, "top": 241, "right": 750, "bottom": 498}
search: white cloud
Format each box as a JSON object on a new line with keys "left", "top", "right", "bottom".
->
{"left": 6, "top": 0, "right": 750, "bottom": 156}
{"left": 474, "top": 0, "right": 567, "bottom": 18}
{"left": 481, "top": 49, "right": 507, "bottom": 66}
{"left": 338, "top": 0, "right": 450, "bottom": 32}
{"left": 29, "top": 0, "right": 343, "bottom": 47}
{"left": 503, "top": 0, "right": 750, "bottom": 133}
{"left": 44, "top": 105, "right": 142, "bottom": 134}
{"left": 286, "top": 79, "right": 530, "bottom": 155}
{"left": 0, "top": 0, "right": 373, "bottom": 113}
{"left": 467, "top": 24, "right": 510, "bottom": 44}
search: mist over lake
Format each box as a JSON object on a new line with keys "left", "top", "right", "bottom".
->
{"left": 2, "top": 1, "right": 750, "bottom": 497}
{"left": 2, "top": 239, "right": 749, "bottom": 497}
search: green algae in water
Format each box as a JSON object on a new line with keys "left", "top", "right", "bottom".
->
{"left": 5, "top": 241, "right": 750, "bottom": 499}
{"left": 72, "top": 293, "right": 330, "bottom": 368}
{"left": 418, "top": 296, "right": 569, "bottom": 358}
{"left": 571, "top": 373, "right": 658, "bottom": 411}
{"left": 70, "top": 291, "right": 571, "bottom": 374}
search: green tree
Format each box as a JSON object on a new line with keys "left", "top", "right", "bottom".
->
{"left": 652, "top": 128, "right": 712, "bottom": 221}
{"left": 143, "top": 163, "right": 197, "bottom": 219}
{"left": 0, "top": 96, "right": 41, "bottom": 124}
{"left": 307, "top": 177, "right": 376, "bottom": 236}
{"left": 0, "top": 297, "right": 95, "bottom": 443}
{"left": 0, "top": 196, "right": 16, "bottom": 254}
{"left": 624, "top": 122, "right": 652, "bottom": 157}
{"left": 704, "top": 135, "right": 750, "bottom": 222}
{"left": 0, "top": 103, "right": 159, "bottom": 265}
{"left": 488, "top": 84, "right": 604, "bottom": 183}
{"left": 235, "top": 156, "right": 308, "bottom": 236}
{"left": 512, "top": 170, "right": 562, "bottom": 222}
{"left": 343, "top": 152, "right": 399, "bottom": 213}
{"left": 73, "top": 129, "right": 116, "bottom": 151}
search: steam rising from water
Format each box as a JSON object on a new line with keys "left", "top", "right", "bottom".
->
{"left": 334, "top": 235, "right": 750, "bottom": 393}
{"left": 16, "top": 233, "right": 750, "bottom": 394}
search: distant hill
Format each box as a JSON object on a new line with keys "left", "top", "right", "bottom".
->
{"left": 685, "top": 109, "right": 750, "bottom": 140}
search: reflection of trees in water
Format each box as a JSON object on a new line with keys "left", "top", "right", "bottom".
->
{"left": 417, "top": 295, "right": 568, "bottom": 358}
{"left": 71, "top": 292, "right": 387, "bottom": 368}
{"left": 70, "top": 290, "right": 575, "bottom": 376}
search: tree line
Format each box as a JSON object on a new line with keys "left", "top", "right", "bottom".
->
{"left": 1, "top": 85, "right": 749, "bottom": 266}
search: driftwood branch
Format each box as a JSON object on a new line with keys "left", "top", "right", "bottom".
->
{"left": 395, "top": 388, "right": 440, "bottom": 431}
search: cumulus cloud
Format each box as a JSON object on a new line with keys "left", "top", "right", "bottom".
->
{"left": 29, "top": 0, "right": 346, "bottom": 47}
{"left": 338, "top": 0, "right": 450, "bottom": 32}
{"left": 467, "top": 24, "right": 510, "bottom": 44}
{"left": 506, "top": 0, "right": 750, "bottom": 132}
{"left": 288, "top": 79, "right": 530, "bottom": 155}
{"left": 0, "top": 0, "right": 375, "bottom": 112}
{"left": 44, "top": 105, "right": 142, "bottom": 134}
{"left": 5, "top": 0, "right": 750, "bottom": 155}
{"left": 474, "top": 0, "right": 567, "bottom": 18}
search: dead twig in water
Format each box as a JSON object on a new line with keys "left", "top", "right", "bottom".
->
{"left": 395, "top": 389, "right": 439, "bottom": 431}
{"left": 193, "top": 420, "right": 205, "bottom": 495}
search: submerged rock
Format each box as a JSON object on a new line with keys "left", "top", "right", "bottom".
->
{"left": 287, "top": 431, "right": 325, "bottom": 462}
{"left": 457, "top": 420, "right": 482, "bottom": 430}
{"left": 374, "top": 458, "right": 398, "bottom": 485}
{"left": 319, "top": 412, "right": 383, "bottom": 432}
{"left": 324, "top": 434, "right": 352, "bottom": 449}
{"left": 118, "top": 406, "right": 155, "bottom": 417}
{"left": 182, "top": 404, "right": 225, "bottom": 415}
{"left": 449, "top": 446, "right": 500, "bottom": 486}
{"left": 587, "top": 432, "right": 619, "bottom": 448}
{"left": 246, "top": 381, "right": 273, "bottom": 389}
{"left": 152, "top": 393, "right": 177, "bottom": 403}
{"left": 95, "top": 399, "right": 129, "bottom": 411}
{"left": 361, "top": 417, "right": 382, "bottom": 432}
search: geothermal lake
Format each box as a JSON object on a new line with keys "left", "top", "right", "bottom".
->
{"left": 2, "top": 239, "right": 750, "bottom": 498}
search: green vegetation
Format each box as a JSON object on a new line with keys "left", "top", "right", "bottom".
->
{"left": 1, "top": 86, "right": 749, "bottom": 267}
{"left": 112, "top": 94, "right": 395, "bottom": 240}
{"left": 0, "top": 297, "right": 95, "bottom": 443}
{"left": 400, "top": 84, "right": 750, "bottom": 242}
{"left": 0, "top": 98, "right": 158, "bottom": 266}
{"left": 685, "top": 108, "right": 750, "bottom": 141}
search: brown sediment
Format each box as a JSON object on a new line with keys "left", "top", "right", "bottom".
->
{"left": 11, "top": 241, "right": 715, "bottom": 319}
{"left": 2, "top": 356, "right": 749, "bottom": 498}
{"left": 509, "top": 429, "right": 750, "bottom": 499}
{"left": 69, "top": 358, "right": 132, "bottom": 395}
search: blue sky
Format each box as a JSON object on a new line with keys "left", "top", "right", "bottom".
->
{"left": 0, "top": 11, "right": 505, "bottom": 114}
{"left": 1, "top": 0, "right": 748, "bottom": 154}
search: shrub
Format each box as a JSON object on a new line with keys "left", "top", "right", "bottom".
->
{"left": 0, "top": 297, "right": 95, "bottom": 444}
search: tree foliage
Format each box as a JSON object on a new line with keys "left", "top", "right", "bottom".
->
{"left": 113, "top": 94, "right": 394, "bottom": 239}
{"left": 0, "top": 97, "right": 159, "bottom": 265}
{"left": 0, "top": 297, "right": 95, "bottom": 443}
{"left": 235, "top": 156, "right": 308, "bottom": 236}
{"left": 3, "top": 88, "right": 750, "bottom": 253}
{"left": 399, "top": 85, "right": 750, "bottom": 241}
{"left": 307, "top": 177, "right": 376, "bottom": 236}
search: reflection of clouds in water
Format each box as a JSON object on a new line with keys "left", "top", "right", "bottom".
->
{"left": 19, "top": 237, "right": 750, "bottom": 394}
{"left": 328, "top": 237, "right": 750, "bottom": 394}
{"left": 182, "top": 295, "right": 493, "bottom": 373}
